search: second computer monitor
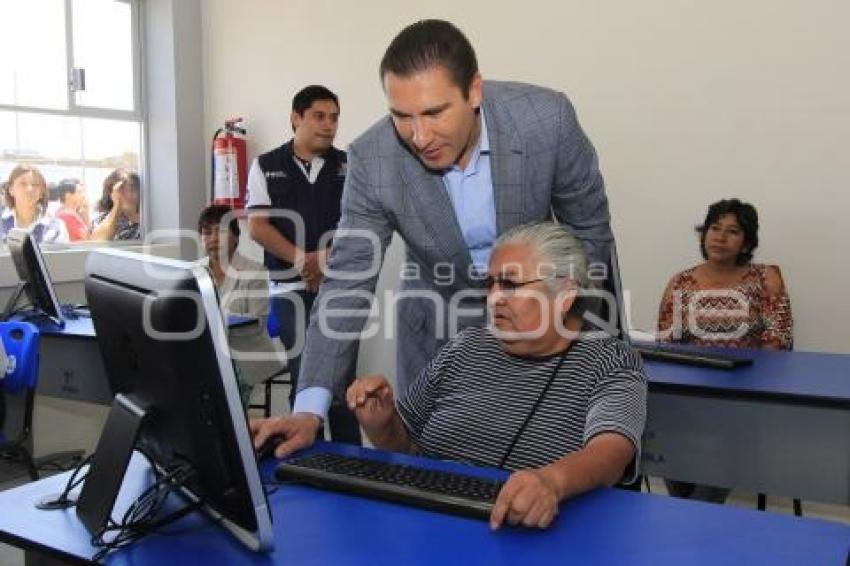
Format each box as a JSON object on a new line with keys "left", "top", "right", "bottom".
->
{"left": 5, "top": 228, "right": 65, "bottom": 325}
{"left": 81, "top": 249, "right": 273, "bottom": 552}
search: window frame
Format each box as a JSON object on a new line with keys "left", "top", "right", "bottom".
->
{"left": 0, "top": 0, "right": 147, "bottom": 248}
{"left": 0, "top": 0, "right": 143, "bottom": 122}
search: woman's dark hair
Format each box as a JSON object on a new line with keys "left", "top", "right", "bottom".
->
{"left": 97, "top": 168, "right": 130, "bottom": 213}
{"left": 379, "top": 19, "right": 478, "bottom": 98}
{"left": 696, "top": 198, "right": 759, "bottom": 265}
{"left": 56, "top": 178, "right": 81, "bottom": 204}
{"left": 197, "top": 204, "right": 240, "bottom": 239}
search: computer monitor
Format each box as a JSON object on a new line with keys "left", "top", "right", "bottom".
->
{"left": 78, "top": 249, "right": 273, "bottom": 552}
{"left": 2, "top": 228, "right": 65, "bottom": 326}
{"left": 583, "top": 241, "right": 630, "bottom": 342}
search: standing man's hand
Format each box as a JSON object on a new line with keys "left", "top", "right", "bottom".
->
{"left": 299, "top": 251, "right": 325, "bottom": 292}
{"left": 250, "top": 413, "right": 322, "bottom": 459}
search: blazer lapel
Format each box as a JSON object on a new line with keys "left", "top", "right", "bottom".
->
{"left": 484, "top": 98, "right": 526, "bottom": 234}
{"left": 399, "top": 151, "right": 474, "bottom": 282}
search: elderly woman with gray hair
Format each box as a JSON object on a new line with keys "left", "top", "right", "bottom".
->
{"left": 347, "top": 221, "right": 647, "bottom": 530}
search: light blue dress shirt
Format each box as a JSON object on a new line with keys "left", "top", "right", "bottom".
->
{"left": 293, "top": 111, "right": 497, "bottom": 419}
{"left": 441, "top": 109, "right": 496, "bottom": 275}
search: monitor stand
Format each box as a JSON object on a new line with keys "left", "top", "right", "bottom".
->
{"left": 0, "top": 282, "right": 27, "bottom": 321}
{"left": 0, "top": 282, "right": 64, "bottom": 328}
{"left": 76, "top": 393, "right": 148, "bottom": 535}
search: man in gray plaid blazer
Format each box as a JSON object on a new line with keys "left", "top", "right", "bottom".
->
{"left": 251, "top": 19, "right": 613, "bottom": 457}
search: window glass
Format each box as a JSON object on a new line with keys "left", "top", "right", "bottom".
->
{"left": 72, "top": 0, "right": 135, "bottom": 111}
{"left": 0, "top": 1, "right": 143, "bottom": 248}
{"left": 0, "top": 0, "right": 68, "bottom": 110}
{"left": 1, "top": 112, "right": 142, "bottom": 244}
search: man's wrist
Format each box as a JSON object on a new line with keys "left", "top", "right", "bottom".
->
{"left": 292, "top": 412, "right": 324, "bottom": 431}
{"left": 292, "top": 248, "right": 307, "bottom": 270}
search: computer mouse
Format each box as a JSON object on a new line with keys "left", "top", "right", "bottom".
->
{"left": 256, "top": 434, "right": 285, "bottom": 460}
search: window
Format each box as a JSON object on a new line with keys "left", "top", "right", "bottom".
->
{"left": 0, "top": 0, "right": 143, "bottom": 246}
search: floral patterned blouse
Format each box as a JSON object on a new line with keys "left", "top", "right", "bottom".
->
{"left": 657, "top": 264, "right": 793, "bottom": 349}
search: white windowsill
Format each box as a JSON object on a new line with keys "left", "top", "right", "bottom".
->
{"left": 0, "top": 241, "right": 180, "bottom": 287}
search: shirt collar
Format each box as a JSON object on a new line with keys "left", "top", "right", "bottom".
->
{"left": 448, "top": 108, "right": 490, "bottom": 175}
{"left": 287, "top": 139, "right": 331, "bottom": 162}
{"left": 478, "top": 107, "right": 490, "bottom": 155}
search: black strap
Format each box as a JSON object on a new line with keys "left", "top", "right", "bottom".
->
{"left": 498, "top": 349, "right": 569, "bottom": 469}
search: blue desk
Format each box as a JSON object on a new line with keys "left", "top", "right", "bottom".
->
{"left": 0, "top": 442, "right": 848, "bottom": 565}
{"left": 24, "top": 313, "right": 256, "bottom": 405}
{"left": 642, "top": 348, "right": 850, "bottom": 504}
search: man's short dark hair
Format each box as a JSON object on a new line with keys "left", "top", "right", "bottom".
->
{"left": 292, "top": 85, "right": 339, "bottom": 117}
{"left": 56, "top": 178, "right": 80, "bottom": 204}
{"left": 379, "top": 19, "right": 479, "bottom": 98}
{"left": 696, "top": 198, "right": 760, "bottom": 265}
{"left": 198, "top": 204, "right": 240, "bottom": 239}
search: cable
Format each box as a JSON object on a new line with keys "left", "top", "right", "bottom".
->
{"left": 91, "top": 499, "right": 202, "bottom": 562}
{"left": 89, "top": 460, "right": 198, "bottom": 561}
{"left": 35, "top": 449, "right": 201, "bottom": 557}
{"left": 35, "top": 453, "right": 94, "bottom": 510}
{"left": 35, "top": 449, "right": 156, "bottom": 511}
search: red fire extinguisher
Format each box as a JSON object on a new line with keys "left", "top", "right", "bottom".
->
{"left": 211, "top": 117, "right": 247, "bottom": 208}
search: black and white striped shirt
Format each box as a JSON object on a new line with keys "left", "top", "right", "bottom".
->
{"left": 397, "top": 327, "right": 646, "bottom": 479}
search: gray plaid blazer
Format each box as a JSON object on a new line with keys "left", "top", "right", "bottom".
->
{"left": 299, "top": 80, "right": 613, "bottom": 399}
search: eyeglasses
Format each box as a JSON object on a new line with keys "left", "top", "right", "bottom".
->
{"left": 483, "top": 275, "right": 549, "bottom": 294}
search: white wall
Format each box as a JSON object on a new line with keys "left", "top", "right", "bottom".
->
{"left": 144, "top": 0, "right": 207, "bottom": 258}
{"left": 202, "top": 0, "right": 850, "bottom": 358}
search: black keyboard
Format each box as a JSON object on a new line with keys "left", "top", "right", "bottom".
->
{"left": 275, "top": 452, "right": 504, "bottom": 520}
{"left": 633, "top": 343, "right": 753, "bottom": 369}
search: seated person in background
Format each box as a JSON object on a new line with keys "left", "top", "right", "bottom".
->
{"left": 198, "top": 204, "right": 286, "bottom": 406}
{"left": 90, "top": 169, "right": 142, "bottom": 241}
{"left": 54, "top": 178, "right": 91, "bottom": 241}
{"left": 256, "top": 222, "right": 647, "bottom": 530}
{"left": 657, "top": 198, "right": 792, "bottom": 349}
{"left": 657, "top": 198, "right": 793, "bottom": 504}
{"left": 0, "top": 165, "right": 69, "bottom": 244}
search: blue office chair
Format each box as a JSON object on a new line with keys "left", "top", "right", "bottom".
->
{"left": 0, "top": 321, "right": 83, "bottom": 481}
{"left": 0, "top": 321, "right": 42, "bottom": 480}
{"left": 246, "top": 308, "right": 291, "bottom": 418}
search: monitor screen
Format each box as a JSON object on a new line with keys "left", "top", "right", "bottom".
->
{"left": 82, "top": 249, "right": 273, "bottom": 552}
{"left": 5, "top": 228, "right": 65, "bottom": 325}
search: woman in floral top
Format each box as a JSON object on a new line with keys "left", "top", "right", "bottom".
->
{"left": 657, "top": 198, "right": 792, "bottom": 350}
